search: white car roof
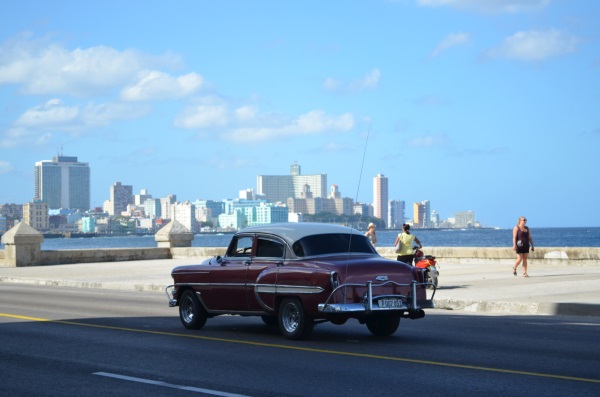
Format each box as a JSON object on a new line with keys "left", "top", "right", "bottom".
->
{"left": 237, "top": 222, "right": 363, "bottom": 245}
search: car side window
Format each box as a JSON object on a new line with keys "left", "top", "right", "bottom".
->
{"left": 255, "top": 237, "right": 284, "bottom": 258}
{"left": 227, "top": 236, "right": 254, "bottom": 257}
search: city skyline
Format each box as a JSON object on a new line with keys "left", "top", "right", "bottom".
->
{"left": 1, "top": 1, "right": 598, "bottom": 229}
{"left": 2, "top": 155, "right": 480, "bottom": 231}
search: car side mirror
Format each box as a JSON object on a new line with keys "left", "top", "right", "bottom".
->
{"left": 215, "top": 255, "right": 223, "bottom": 265}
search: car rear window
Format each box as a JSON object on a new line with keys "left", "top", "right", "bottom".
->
{"left": 292, "top": 233, "right": 375, "bottom": 257}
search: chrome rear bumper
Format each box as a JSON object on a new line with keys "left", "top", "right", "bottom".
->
{"left": 317, "top": 280, "right": 435, "bottom": 314}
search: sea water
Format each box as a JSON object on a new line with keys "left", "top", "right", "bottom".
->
{"left": 1, "top": 227, "right": 596, "bottom": 250}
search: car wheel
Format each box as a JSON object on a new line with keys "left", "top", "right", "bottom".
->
{"left": 261, "top": 315, "right": 278, "bottom": 326}
{"left": 426, "top": 275, "right": 438, "bottom": 289}
{"left": 425, "top": 273, "right": 437, "bottom": 289}
{"left": 278, "top": 298, "right": 314, "bottom": 340}
{"left": 179, "top": 290, "right": 208, "bottom": 330}
{"left": 366, "top": 314, "right": 401, "bottom": 337}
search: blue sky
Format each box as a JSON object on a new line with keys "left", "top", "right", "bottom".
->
{"left": 1, "top": 0, "right": 598, "bottom": 228}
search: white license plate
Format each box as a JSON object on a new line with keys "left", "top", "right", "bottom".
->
{"left": 379, "top": 299, "right": 402, "bottom": 308}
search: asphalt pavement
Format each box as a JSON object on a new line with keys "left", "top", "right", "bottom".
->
{"left": 1, "top": 257, "right": 599, "bottom": 317}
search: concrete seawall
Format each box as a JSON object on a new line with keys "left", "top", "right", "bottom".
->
{"left": 1, "top": 246, "right": 599, "bottom": 267}
{"left": 378, "top": 247, "right": 600, "bottom": 266}
{"left": 40, "top": 248, "right": 172, "bottom": 266}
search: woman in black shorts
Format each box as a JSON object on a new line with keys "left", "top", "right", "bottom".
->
{"left": 512, "top": 216, "right": 535, "bottom": 277}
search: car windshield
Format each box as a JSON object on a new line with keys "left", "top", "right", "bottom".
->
{"left": 292, "top": 233, "right": 376, "bottom": 257}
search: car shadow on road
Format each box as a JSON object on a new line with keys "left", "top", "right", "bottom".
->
{"left": 435, "top": 285, "right": 469, "bottom": 290}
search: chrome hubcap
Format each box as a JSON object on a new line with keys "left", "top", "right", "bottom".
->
{"left": 182, "top": 297, "right": 194, "bottom": 323}
{"left": 282, "top": 304, "right": 299, "bottom": 332}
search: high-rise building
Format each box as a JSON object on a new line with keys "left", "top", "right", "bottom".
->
{"left": 373, "top": 174, "right": 388, "bottom": 227}
{"left": 287, "top": 184, "right": 353, "bottom": 216}
{"left": 105, "top": 182, "right": 133, "bottom": 216}
{"left": 257, "top": 163, "right": 327, "bottom": 203}
{"left": 144, "top": 198, "right": 162, "bottom": 218}
{"left": 388, "top": 200, "right": 405, "bottom": 229}
{"left": 160, "top": 195, "right": 177, "bottom": 219}
{"left": 34, "top": 155, "right": 90, "bottom": 211}
{"left": 413, "top": 200, "right": 431, "bottom": 228}
{"left": 170, "top": 201, "right": 196, "bottom": 232}
{"left": 134, "top": 189, "right": 152, "bottom": 206}
{"left": 455, "top": 210, "right": 475, "bottom": 227}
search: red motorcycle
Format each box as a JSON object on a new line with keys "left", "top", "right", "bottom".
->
{"left": 413, "top": 247, "right": 439, "bottom": 289}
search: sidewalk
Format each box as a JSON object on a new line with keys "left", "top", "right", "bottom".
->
{"left": 1, "top": 258, "right": 599, "bottom": 317}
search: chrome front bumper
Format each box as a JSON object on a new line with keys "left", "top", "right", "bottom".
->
{"left": 166, "top": 285, "right": 177, "bottom": 307}
{"left": 317, "top": 280, "right": 435, "bottom": 314}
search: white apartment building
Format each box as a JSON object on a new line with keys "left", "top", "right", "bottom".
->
{"left": 23, "top": 200, "right": 49, "bottom": 231}
{"left": 257, "top": 163, "right": 327, "bottom": 203}
{"left": 388, "top": 200, "right": 405, "bottom": 229}
{"left": 373, "top": 174, "right": 389, "bottom": 228}
{"left": 169, "top": 201, "right": 196, "bottom": 232}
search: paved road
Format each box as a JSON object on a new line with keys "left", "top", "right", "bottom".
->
{"left": 1, "top": 257, "right": 599, "bottom": 317}
{"left": 1, "top": 285, "right": 599, "bottom": 396}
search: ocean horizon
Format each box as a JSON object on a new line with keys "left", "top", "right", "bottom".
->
{"left": 2, "top": 226, "right": 598, "bottom": 250}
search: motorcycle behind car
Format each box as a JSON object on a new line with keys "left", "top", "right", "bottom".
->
{"left": 413, "top": 246, "right": 439, "bottom": 289}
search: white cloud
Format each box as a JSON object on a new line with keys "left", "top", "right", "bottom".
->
{"left": 485, "top": 29, "right": 578, "bottom": 61}
{"left": 0, "top": 160, "right": 14, "bottom": 174}
{"left": 0, "top": 126, "right": 48, "bottom": 148}
{"left": 234, "top": 105, "right": 259, "bottom": 121}
{"left": 323, "top": 68, "right": 381, "bottom": 94}
{"left": 13, "top": 99, "right": 149, "bottom": 131}
{"left": 0, "top": 33, "right": 184, "bottom": 97}
{"left": 222, "top": 110, "right": 355, "bottom": 143}
{"left": 14, "top": 99, "right": 79, "bottom": 127}
{"left": 120, "top": 70, "right": 203, "bottom": 101}
{"left": 417, "top": 0, "right": 550, "bottom": 14}
{"left": 175, "top": 100, "right": 355, "bottom": 144}
{"left": 430, "top": 33, "right": 471, "bottom": 58}
{"left": 174, "top": 104, "right": 229, "bottom": 129}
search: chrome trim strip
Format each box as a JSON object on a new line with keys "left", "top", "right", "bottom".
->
{"left": 255, "top": 284, "right": 277, "bottom": 294}
{"left": 175, "top": 282, "right": 243, "bottom": 288}
{"left": 175, "top": 282, "right": 323, "bottom": 295}
{"left": 255, "top": 284, "right": 324, "bottom": 294}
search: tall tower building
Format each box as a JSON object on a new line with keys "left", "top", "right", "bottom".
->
{"left": 388, "top": 200, "right": 405, "bottom": 229}
{"left": 107, "top": 182, "right": 133, "bottom": 216}
{"left": 373, "top": 174, "right": 388, "bottom": 227}
{"left": 34, "top": 155, "right": 91, "bottom": 211}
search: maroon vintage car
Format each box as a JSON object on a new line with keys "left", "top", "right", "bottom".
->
{"left": 166, "top": 223, "right": 435, "bottom": 339}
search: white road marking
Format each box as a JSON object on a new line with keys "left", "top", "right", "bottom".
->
{"left": 93, "top": 372, "right": 250, "bottom": 396}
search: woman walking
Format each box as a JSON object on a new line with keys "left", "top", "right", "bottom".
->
{"left": 512, "top": 216, "right": 534, "bottom": 277}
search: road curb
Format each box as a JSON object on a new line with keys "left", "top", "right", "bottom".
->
{"left": 0, "top": 277, "right": 166, "bottom": 293}
{"left": 434, "top": 298, "right": 600, "bottom": 317}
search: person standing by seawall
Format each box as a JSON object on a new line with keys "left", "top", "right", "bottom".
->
{"left": 394, "top": 224, "right": 422, "bottom": 264}
{"left": 365, "top": 223, "right": 378, "bottom": 246}
{"left": 512, "top": 216, "right": 534, "bottom": 277}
